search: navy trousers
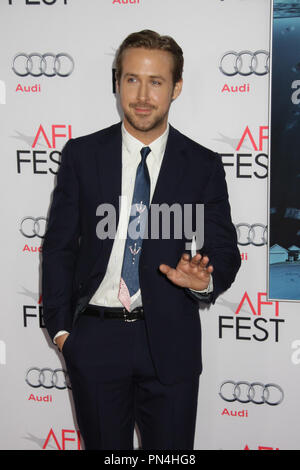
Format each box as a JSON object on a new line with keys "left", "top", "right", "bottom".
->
{"left": 62, "top": 313, "right": 200, "bottom": 450}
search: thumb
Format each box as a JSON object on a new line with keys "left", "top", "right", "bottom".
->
{"left": 159, "top": 264, "right": 172, "bottom": 275}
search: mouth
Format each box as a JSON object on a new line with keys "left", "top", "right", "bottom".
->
{"left": 132, "top": 105, "right": 154, "bottom": 115}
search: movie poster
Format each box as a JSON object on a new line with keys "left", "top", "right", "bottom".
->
{"left": 269, "top": 0, "right": 300, "bottom": 300}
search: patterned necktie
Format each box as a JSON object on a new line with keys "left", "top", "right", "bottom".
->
{"left": 118, "top": 146, "right": 151, "bottom": 311}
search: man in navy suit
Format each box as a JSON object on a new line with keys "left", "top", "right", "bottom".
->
{"left": 42, "top": 30, "right": 240, "bottom": 450}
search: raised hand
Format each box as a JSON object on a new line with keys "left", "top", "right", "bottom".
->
{"left": 159, "top": 253, "right": 213, "bottom": 291}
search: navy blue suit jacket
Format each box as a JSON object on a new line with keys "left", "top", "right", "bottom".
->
{"left": 42, "top": 122, "right": 240, "bottom": 384}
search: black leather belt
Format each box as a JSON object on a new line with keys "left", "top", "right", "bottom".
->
{"left": 82, "top": 304, "right": 144, "bottom": 322}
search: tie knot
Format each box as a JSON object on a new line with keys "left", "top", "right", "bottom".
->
{"left": 140, "top": 146, "right": 151, "bottom": 162}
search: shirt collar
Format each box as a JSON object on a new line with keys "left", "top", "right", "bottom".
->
{"left": 121, "top": 122, "right": 169, "bottom": 161}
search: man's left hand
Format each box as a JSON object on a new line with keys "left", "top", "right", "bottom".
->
{"left": 159, "top": 253, "right": 213, "bottom": 291}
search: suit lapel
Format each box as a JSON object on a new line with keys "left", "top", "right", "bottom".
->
{"left": 141, "top": 125, "right": 187, "bottom": 258}
{"left": 95, "top": 122, "right": 122, "bottom": 225}
{"left": 92, "top": 123, "right": 122, "bottom": 273}
{"left": 151, "top": 125, "right": 186, "bottom": 205}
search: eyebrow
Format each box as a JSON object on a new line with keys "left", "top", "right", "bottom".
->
{"left": 124, "top": 73, "right": 166, "bottom": 81}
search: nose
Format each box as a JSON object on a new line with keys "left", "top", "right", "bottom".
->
{"left": 137, "top": 80, "right": 149, "bottom": 102}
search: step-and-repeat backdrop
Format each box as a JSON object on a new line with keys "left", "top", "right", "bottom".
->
{"left": 1, "top": 0, "right": 299, "bottom": 451}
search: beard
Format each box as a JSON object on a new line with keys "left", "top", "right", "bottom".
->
{"left": 124, "top": 103, "right": 170, "bottom": 133}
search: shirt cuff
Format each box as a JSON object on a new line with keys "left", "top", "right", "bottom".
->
{"left": 53, "top": 330, "right": 69, "bottom": 345}
{"left": 189, "top": 275, "right": 213, "bottom": 294}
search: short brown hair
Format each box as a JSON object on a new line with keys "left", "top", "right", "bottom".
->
{"left": 115, "top": 29, "right": 184, "bottom": 85}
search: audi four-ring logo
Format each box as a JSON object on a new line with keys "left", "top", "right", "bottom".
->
{"left": 219, "top": 50, "right": 269, "bottom": 76}
{"left": 20, "top": 217, "right": 47, "bottom": 238}
{"left": 219, "top": 381, "right": 284, "bottom": 406}
{"left": 12, "top": 53, "right": 74, "bottom": 77}
{"left": 26, "top": 367, "right": 71, "bottom": 389}
{"left": 235, "top": 223, "right": 267, "bottom": 246}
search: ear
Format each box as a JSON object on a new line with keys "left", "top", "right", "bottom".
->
{"left": 116, "top": 79, "right": 120, "bottom": 94}
{"left": 171, "top": 79, "right": 183, "bottom": 101}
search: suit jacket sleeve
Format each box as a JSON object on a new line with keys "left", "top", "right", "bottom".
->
{"left": 42, "top": 139, "right": 80, "bottom": 341}
{"left": 187, "top": 153, "right": 240, "bottom": 304}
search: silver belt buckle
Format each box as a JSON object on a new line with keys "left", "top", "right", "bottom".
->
{"left": 123, "top": 308, "right": 138, "bottom": 322}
